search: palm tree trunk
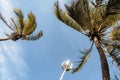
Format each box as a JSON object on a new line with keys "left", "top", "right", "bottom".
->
{"left": 94, "top": 37, "right": 110, "bottom": 80}
{"left": 0, "top": 37, "right": 10, "bottom": 41}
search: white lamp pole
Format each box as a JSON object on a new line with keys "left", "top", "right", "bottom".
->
{"left": 60, "top": 60, "right": 73, "bottom": 80}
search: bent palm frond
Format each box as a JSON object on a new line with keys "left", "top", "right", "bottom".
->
{"left": 110, "top": 26, "right": 120, "bottom": 40}
{"left": 54, "top": 1, "right": 82, "bottom": 33}
{"left": 22, "top": 12, "right": 36, "bottom": 35}
{"left": 72, "top": 49, "right": 91, "bottom": 73}
{"left": 65, "top": 0, "right": 92, "bottom": 31}
{"left": 101, "top": 39, "right": 120, "bottom": 68}
{"left": 10, "top": 18, "right": 21, "bottom": 33}
{"left": 72, "top": 42, "right": 94, "bottom": 73}
{"left": 100, "top": 0, "right": 120, "bottom": 32}
{"left": 106, "top": 0, "right": 120, "bottom": 16}
{"left": 99, "top": 14, "right": 120, "bottom": 33}
{"left": 25, "top": 30, "right": 43, "bottom": 40}
{"left": 14, "top": 8, "right": 25, "bottom": 30}
{"left": 110, "top": 48, "right": 120, "bottom": 68}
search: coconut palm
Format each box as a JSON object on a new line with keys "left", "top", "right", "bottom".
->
{"left": 54, "top": 0, "right": 120, "bottom": 80}
{"left": 0, "top": 8, "right": 43, "bottom": 41}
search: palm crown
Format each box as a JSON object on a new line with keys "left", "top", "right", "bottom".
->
{"left": 0, "top": 8, "right": 43, "bottom": 41}
{"left": 54, "top": 0, "right": 120, "bottom": 79}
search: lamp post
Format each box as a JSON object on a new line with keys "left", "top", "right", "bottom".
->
{"left": 60, "top": 60, "right": 73, "bottom": 80}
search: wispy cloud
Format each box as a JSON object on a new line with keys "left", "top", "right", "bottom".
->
{"left": 0, "top": 0, "right": 28, "bottom": 80}
{"left": 0, "top": 0, "right": 13, "bottom": 17}
{"left": 0, "top": 42, "right": 28, "bottom": 80}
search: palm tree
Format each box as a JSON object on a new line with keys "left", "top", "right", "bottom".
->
{"left": 54, "top": 0, "right": 120, "bottom": 80}
{"left": 0, "top": 8, "right": 43, "bottom": 41}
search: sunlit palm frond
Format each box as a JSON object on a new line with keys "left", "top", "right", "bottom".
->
{"left": 72, "top": 42, "right": 93, "bottom": 73}
{"left": 94, "top": 0, "right": 120, "bottom": 32}
{"left": 65, "top": 0, "right": 92, "bottom": 31}
{"left": 90, "top": 7, "right": 105, "bottom": 30}
{"left": 99, "top": 14, "right": 120, "bottom": 32}
{"left": 54, "top": 1, "right": 82, "bottom": 33}
{"left": 22, "top": 12, "right": 36, "bottom": 35}
{"left": 25, "top": 30, "right": 43, "bottom": 40}
{"left": 110, "top": 26, "right": 120, "bottom": 40}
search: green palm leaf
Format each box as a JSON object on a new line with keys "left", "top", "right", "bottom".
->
{"left": 72, "top": 49, "right": 91, "bottom": 73}
{"left": 11, "top": 18, "right": 21, "bottom": 33}
{"left": 99, "top": 14, "right": 120, "bottom": 33}
{"left": 72, "top": 42, "right": 93, "bottom": 73}
{"left": 110, "top": 26, "right": 120, "bottom": 40}
{"left": 22, "top": 12, "right": 36, "bottom": 35}
{"left": 100, "top": 0, "right": 120, "bottom": 32}
{"left": 101, "top": 39, "right": 120, "bottom": 68}
{"left": 14, "top": 8, "right": 25, "bottom": 31}
{"left": 54, "top": 1, "right": 82, "bottom": 33}
{"left": 25, "top": 30, "right": 43, "bottom": 40}
{"left": 106, "top": 0, "right": 120, "bottom": 16}
{"left": 65, "top": 0, "right": 92, "bottom": 31}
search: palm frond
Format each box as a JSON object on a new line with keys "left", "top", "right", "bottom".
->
{"left": 93, "top": 0, "right": 120, "bottom": 32}
{"left": 72, "top": 49, "right": 91, "bottom": 73}
{"left": 14, "top": 8, "right": 25, "bottom": 31}
{"left": 54, "top": 1, "right": 82, "bottom": 33}
{"left": 0, "top": 12, "right": 15, "bottom": 31}
{"left": 109, "top": 48, "right": 120, "bottom": 68}
{"left": 106, "top": 0, "right": 120, "bottom": 16}
{"left": 25, "top": 30, "right": 43, "bottom": 40}
{"left": 65, "top": 0, "right": 92, "bottom": 31}
{"left": 11, "top": 18, "right": 21, "bottom": 33}
{"left": 96, "top": 0, "right": 104, "bottom": 6}
{"left": 99, "top": 14, "right": 120, "bottom": 32}
{"left": 72, "top": 42, "right": 94, "bottom": 73}
{"left": 110, "top": 26, "right": 120, "bottom": 40}
{"left": 101, "top": 39, "right": 120, "bottom": 68}
{"left": 22, "top": 12, "right": 36, "bottom": 35}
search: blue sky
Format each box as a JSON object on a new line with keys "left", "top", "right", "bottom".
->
{"left": 0, "top": 0, "right": 119, "bottom": 80}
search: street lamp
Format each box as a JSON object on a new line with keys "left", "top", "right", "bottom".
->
{"left": 60, "top": 60, "right": 73, "bottom": 80}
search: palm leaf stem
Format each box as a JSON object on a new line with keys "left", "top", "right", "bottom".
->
{"left": 0, "top": 12, "right": 15, "bottom": 31}
{"left": 0, "top": 37, "right": 10, "bottom": 41}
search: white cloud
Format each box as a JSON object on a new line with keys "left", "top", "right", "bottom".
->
{"left": 0, "top": 42, "right": 28, "bottom": 80}
{"left": 0, "top": 0, "right": 13, "bottom": 17}
{"left": 0, "top": 0, "right": 28, "bottom": 80}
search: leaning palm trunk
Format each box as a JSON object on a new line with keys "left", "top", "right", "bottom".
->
{"left": 94, "top": 37, "right": 110, "bottom": 80}
{"left": 54, "top": 0, "right": 120, "bottom": 79}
